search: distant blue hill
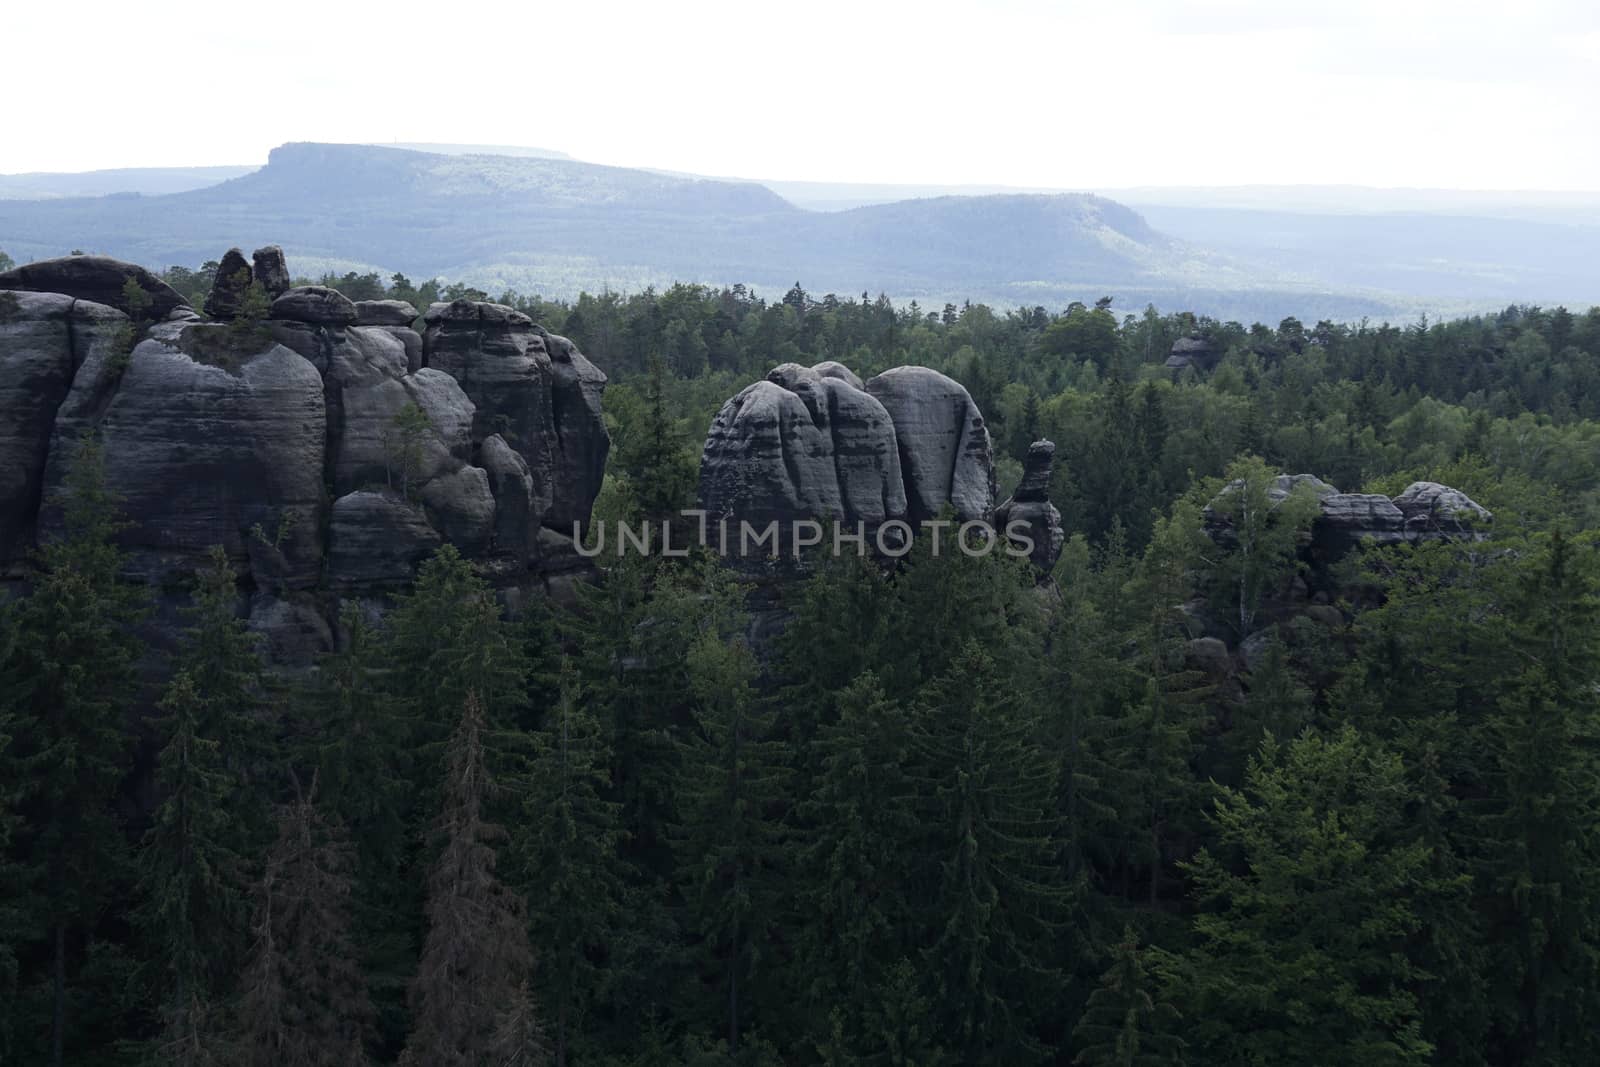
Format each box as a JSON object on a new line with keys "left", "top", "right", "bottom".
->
{"left": 1, "top": 142, "right": 1571, "bottom": 322}
{"left": 0, "top": 165, "right": 259, "bottom": 200}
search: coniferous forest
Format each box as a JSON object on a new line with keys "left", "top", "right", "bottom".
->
{"left": 9, "top": 259, "right": 1600, "bottom": 1065}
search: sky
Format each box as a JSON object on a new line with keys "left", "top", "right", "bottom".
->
{"left": 4, "top": 0, "right": 1598, "bottom": 191}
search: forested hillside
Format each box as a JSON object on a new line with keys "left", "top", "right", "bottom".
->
{"left": 0, "top": 143, "right": 1395, "bottom": 322}
{"left": 6, "top": 253, "right": 1600, "bottom": 1064}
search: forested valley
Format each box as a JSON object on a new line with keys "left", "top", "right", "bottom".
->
{"left": 7, "top": 255, "right": 1600, "bottom": 1064}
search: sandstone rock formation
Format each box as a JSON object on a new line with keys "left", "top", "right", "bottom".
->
{"left": 700, "top": 363, "right": 907, "bottom": 532}
{"left": 1203, "top": 473, "right": 1490, "bottom": 554}
{"left": 421, "top": 301, "right": 610, "bottom": 534}
{"left": 0, "top": 251, "right": 612, "bottom": 668}
{"left": 1165, "top": 335, "right": 1217, "bottom": 372}
{"left": 203, "top": 248, "right": 255, "bottom": 320}
{"left": 0, "top": 292, "right": 128, "bottom": 566}
{"left": 993, "top": 440, "right": 1065, "bottom": 574}
{"left": 39, "top": 318, "right": 327, "bottom": 587}
{"left": 0, "top": 254, "right": 188, "bottom": 319}
{"left": 252, "top": 246, "right": 292, "bottom": 298}
{"left": 864, "top": 366, "right": 995, "bottom": 522}
{"left": 698, "top": 361, "right": 996, "bottom": 546}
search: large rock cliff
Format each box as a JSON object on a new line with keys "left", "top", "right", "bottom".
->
{"left": 698, "top": 361, "right": 1003, "bottom": 532}
{"left": 0, "top": 252, "right": 611, "bottom": 665}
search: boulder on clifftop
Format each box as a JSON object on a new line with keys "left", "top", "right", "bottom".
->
{"left": 0, "top": 255, "right": 188, "bottom": 319}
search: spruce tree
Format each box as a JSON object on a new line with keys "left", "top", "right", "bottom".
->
{"left": 0, "top": 436, "right": 146, "bottom": 1066}
{"left": 907, "top": 641, "right": 1068, "bottom": 1063}
{"left": 136, "top": 671, "right": 244, "bottom": 1060}
{"left": 794, "top": 672, "right": 921, "bottom": 1055}
{"left": 296, "top": 602, "right": 415, "bottom": 1048}
{"left": 1468, "top": 531, "right": 1600, "bottom": 1064}
{"left": 136, "top": 544, "right": 267, "bottom": 1040}
{"left": 673, "top": 623, "right": 788, "bottom": 1055}
{"left": 401, "top": 691, "right": 537, "bottom": 1066}
{"left": 236, "top": 774, "right": 374, "bottom": 1067}
{"left": 1163, "top": 728, "right": 1431, "bottom": 1065}
{"left": 1071, "top": 927, "right": 1184, "bottom": 1066}
{"left": 388, "top": 544, "right": 529, "bottom": 743}
{"left": 516, "top": 659, "right": 626, "bottom": 1066}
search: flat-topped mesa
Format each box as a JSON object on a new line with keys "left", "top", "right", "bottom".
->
{"left": 698, "top": 360, "right": 1005, "bottom": 556}
{"left": 994, "top": 440, "right": 1064, "bottom": 574}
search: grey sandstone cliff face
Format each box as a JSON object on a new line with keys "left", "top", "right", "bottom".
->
{"left": 422, "top": 301, "right": 611, "bottom": 535}
{"left": 699, "top": 362, "right": 998, "bottom": 540}
{"left": 0, "top": 254, "right": 613, "bottom": 667}
{"left": 700, "top": 363, "right": 907, "bottom": 530}
{"left": 993, "top": 440, "right": 1065, "bottom": 574}
{"left": 40, "top": 322, "right": 328, "bottom": 587}
{"left": 864, "top": 366, "right": 995, "bottom": 523}
{"left": 0, "top": 292, "right": 128, "bottom": 566}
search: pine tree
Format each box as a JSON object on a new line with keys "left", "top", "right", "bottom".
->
{"left": 401, "top": 691, "right": 537, "bottom": 1066}
{"left": 907, "top": 641, "right": 1068, "bottom": 1063}
{"left": 236, "top": 774, "right": 374, "bottom": 1067}
{"left": 1072, "top": 927, "right": 1184, "bottom": 1066}
{"left": 673, "top": 621, "right": 789, "bottom": 1055}
{"left": 0, "top": 436, "right": 146, "bottom": 1066}
{"left": 516, "top": 659, "right": 626, "bottom": 1066}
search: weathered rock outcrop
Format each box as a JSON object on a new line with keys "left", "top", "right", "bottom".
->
{"left": 40, "top": 320, "right": 327, "bottom": 587}
{"left": 0, "top": 250, "right": 614, "bottom": 672}
{"left": 698, "top": 361, "right": 997, "bottom": 546}
{"left": 700, "top": 362, "right": 907, "bottom": 531}
{"left": 421, "top": 301, "right": 610, "bottom": 534}
{"left": 864, "top": 366, "right": 995, "bottom": 522}
{"left": 1394, "top": 481, "right": 1492, "bottom": 537}
{"left": 1204, "top": 473, "right": 1490, "bottom": 554}
{"left": 355, "top": 299, "right": 419, "bottom": 326}
{"left": 252, "top": 246, "right": 291, "bottom": 298}
{"left": 272, "top": 285, "right": 358, "bottom": 325}
{"left": 993, "top": 440, "right": 1064, "bottom": 574}
{"left": 1165, "top": 335, "right": 1218, "bottom": 372}
{"left": 0, "top": 292, "right": 128, "bottom": 566}
{"left": 0, "top": 255, "right": 188, "bottom": 319}
{"left": 203, "top": 248, "right": 254, "bottom": 320}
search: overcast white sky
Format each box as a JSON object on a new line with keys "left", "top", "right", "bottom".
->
{"left": 5, "top": 0, "right": 1597, "bottom": 190}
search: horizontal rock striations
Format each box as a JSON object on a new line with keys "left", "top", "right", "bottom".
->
{"left": 0, "top": 251, "right": 611, "bottom": 665}
{"left": 699, "top": 361, "right": 1031, "bottom": 562}
{"left": 993, "top": 440, "right": 1064, "bottom": 574}
{"left": 421, "top": 301, "right": 610, "bottom": 537}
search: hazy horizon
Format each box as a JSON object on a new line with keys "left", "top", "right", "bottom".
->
{"left": 8, "top": 0, "right": 1598, "bottom": 191}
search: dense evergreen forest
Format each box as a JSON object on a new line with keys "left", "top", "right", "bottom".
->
{"left": 7, "top": 256, "right": 1600, "bottom": 1064}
